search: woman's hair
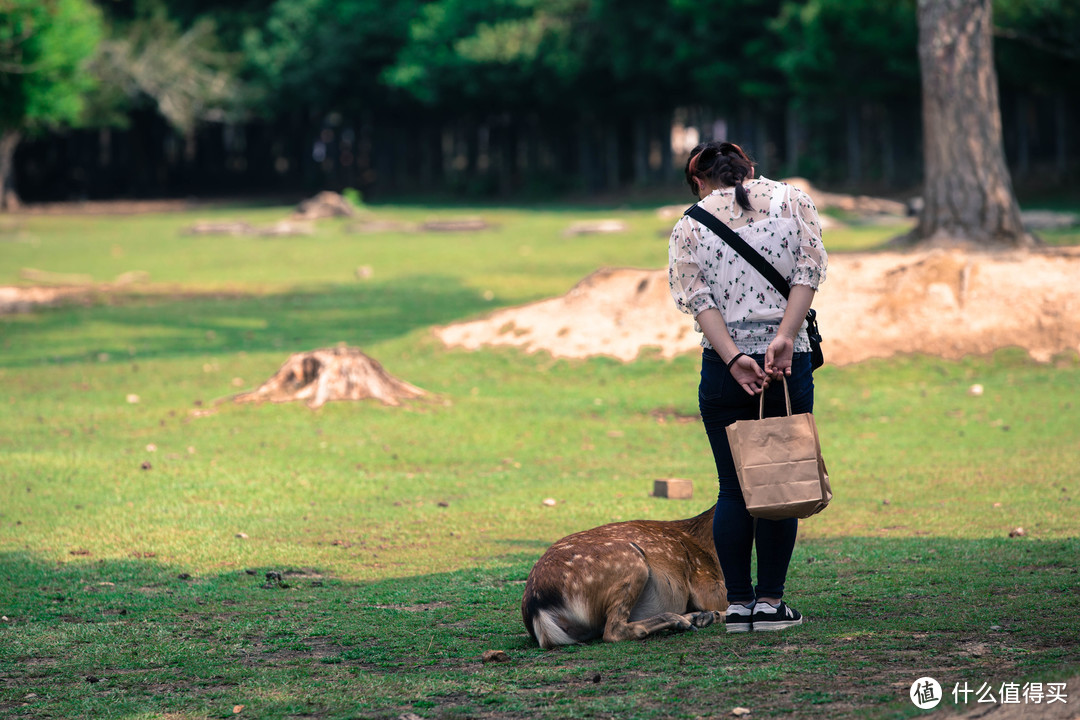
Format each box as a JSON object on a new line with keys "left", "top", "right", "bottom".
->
{"left": 685, "top": 141, "right": 755, "bottom": 212}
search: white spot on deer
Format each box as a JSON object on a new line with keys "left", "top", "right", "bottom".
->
{"left": 534, "top": 608, "right": 576, "bottom": 649}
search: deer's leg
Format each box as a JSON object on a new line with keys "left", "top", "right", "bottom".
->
{"left": 601, "top": 566, "right": 702, "bottom": 642}
{"left": 687, "top": 575, "right": 728, "bottom": 618}
{"left": 683, "top": 610, "right": 722, "bottom": 628}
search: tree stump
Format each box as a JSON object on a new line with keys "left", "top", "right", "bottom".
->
{"left": 292, "top": 191, "right": 357, "bottom": 220}
{"left": 232, "top": 347, "right": 425, "bottom": 409}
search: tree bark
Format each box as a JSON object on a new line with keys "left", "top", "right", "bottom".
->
{"left": 0, "top": 130, "right": 22, "bottom": 211}
{"left": 915, "top": 0, "right": 1033, "bottom": 246}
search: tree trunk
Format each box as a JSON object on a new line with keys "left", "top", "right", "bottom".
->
{"left": 1055, "top": 94, "right": 1067, "bottom": 180}
{"left": 879, "top": 104, "right": 896, "bottom": 187}
{"left": 605, "top": 123, "right": 619, "bottom": 191}
{"left": 633, "top": 117, "right": 648, "bottom": 187}
{"left": 915, "top": 0, "right": 1033, "bottom": 246}
{"left": 0, "top": 130, "right": 23, "bottom": 211}
{"left": 1014, "top": 94, "right": 1030, "bottom": 179}
{"left": 785, "top": 99, "right": 802, "bottom": 177}
{"left": 846, "top": 101, "right": 862, "bottom": 186}
{"left": 658, "top": 111, "right": 673, "bottom": 184}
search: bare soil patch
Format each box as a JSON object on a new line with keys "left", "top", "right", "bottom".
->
{"left": 0, "top": 285, "right": 92, "bottom": 313}
{"left": 435, "top": 247, "right": 1080, "bottom": 365}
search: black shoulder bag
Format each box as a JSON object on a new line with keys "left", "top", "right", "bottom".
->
{"left": 684, "top": 204, "right": 824, "bottom": 370}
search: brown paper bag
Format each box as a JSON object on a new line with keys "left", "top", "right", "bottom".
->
{"left": 725, "top": 376, "right": 831, "bottom": 520}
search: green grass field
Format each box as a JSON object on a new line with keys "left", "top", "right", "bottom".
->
{"left": 1, "top": 202, "right": 1078, "bottom": 719}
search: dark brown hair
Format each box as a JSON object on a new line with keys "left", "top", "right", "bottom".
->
{"left": 685, "top": 141, "right": 755, "bottom": 212}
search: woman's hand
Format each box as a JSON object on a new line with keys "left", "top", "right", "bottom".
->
{"left": 764, "top": 335, "right": 794, "bottom": 379}
{"left": 730, "top": 354, "right": 768, "bottom": 395}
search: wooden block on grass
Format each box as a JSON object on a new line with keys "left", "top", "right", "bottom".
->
{"left": 653, "top": 478, "right": 693, "bottom": 499}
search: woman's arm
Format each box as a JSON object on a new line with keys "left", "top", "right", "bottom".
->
{"left": 698, "top": 308, "right": 768, "bottom": 396}
{"left": 763, "top": 284, "right": 815, "bottom": 378}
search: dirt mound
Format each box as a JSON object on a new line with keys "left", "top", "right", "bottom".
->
{"left": 437, "top": 268, "right": 697, "bottom": 362}
{"left": 435, "top": 248, "right": 1080, "bottom": 365}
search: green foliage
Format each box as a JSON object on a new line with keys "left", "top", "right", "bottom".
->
{"left": 242, "top": 0, "right": 420, "bottom": 113}
{"left": 385, "top": 0, "right": 589, "bottom": 110}
{"left": 385, "top": 0, "right": 781, "bottom": 112}
{"left": 771, "top": 0, "right": 919, "bottom": 101}
{"left": 994, "top": 0, "right": 1080, "bottom": 93}
{"left": 0, "top": 0, "right": 103, "bottom": 132}
{"left": 670, "top": 0, "right": 788, "bottom": 102}
{"left": 342, "top": 187, "right": 364, "bottom": 209}
{"left": 87, "top": 2, "right": 240, "bottom": 134}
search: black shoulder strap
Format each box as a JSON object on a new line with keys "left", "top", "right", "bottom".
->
{"left": 684, "top": 204, "right": 791, "bottom": 298}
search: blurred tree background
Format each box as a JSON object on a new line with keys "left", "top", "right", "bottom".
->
{"left": 2, "top": 0, "right": 1078, "bottom": 204}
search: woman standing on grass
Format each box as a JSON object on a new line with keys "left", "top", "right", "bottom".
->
{"left": 668, "top": 141, "right": 827, "bottom": 632}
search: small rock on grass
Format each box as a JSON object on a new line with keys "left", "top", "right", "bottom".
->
{"left": 732, "top": 708, "right": 751, "bottom": 717}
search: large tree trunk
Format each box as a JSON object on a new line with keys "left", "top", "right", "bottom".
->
{"left": 0, "top": 130, "right": 22, "bottom": 212}
{"left": 915, "top": 0, "right": 1033, "bottom": 246}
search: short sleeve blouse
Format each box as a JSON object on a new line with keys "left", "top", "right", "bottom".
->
{"left": 667, "top": 176, "right": 828, "bottom": 354}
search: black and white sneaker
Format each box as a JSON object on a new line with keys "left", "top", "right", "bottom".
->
{"left": 724, "top": 603, "right": 754, "bottom": 633}
{"left": 751, "top": 600, "right": 803, "bottom": 631}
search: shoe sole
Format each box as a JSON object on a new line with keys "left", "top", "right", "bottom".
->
{"left": 725, "top": 623, "right": 752, "bottom": 633}
{"left": 753, "top": 618, "right": 803, "bottom": 631}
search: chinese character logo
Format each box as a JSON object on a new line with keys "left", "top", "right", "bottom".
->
{"left": 911, "top": 677, "right": 943, "bottom": 709}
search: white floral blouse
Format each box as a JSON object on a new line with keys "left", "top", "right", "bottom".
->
{"left": 668, "top": 176, "right": 828, "bottom": 354}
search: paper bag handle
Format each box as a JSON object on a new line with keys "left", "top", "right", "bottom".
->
{"left": 758, "top": 375, "right": 792, "bottom": 419}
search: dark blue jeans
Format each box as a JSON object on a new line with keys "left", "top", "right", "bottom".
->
{"left": 698, "top": 349, "right": 815, "bottom": 605}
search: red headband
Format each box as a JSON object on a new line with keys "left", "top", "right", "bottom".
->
{"left": 688, "top": 150, "right": 702, "bottom": 178}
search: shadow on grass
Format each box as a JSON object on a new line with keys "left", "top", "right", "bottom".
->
{"left": 0, "top": 274, "right": 497, "bottom": 369}
{"left": 1, "top": 536, "right": 1078, "bottom": 719}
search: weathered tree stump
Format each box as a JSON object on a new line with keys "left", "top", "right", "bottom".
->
{"left": 292, "top": 191, "right": 357, "bottom": 220}
{"left": 232, "top": 347, "right": 425, "bottom": 409}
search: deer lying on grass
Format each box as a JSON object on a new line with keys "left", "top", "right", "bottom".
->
{"left": 522, "top": 505, "right": 726, "bottom": 648}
